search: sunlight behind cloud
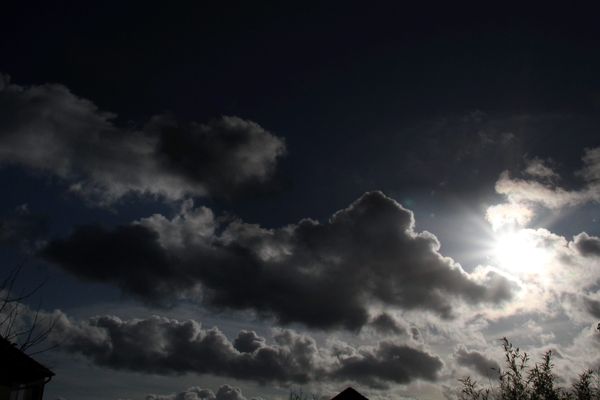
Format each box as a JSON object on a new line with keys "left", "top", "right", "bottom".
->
{"left": 492, "top": 229, "right": 552, "bottom": 276}
{"left": 485, "top": 202, "right": 534, "bottom": 231}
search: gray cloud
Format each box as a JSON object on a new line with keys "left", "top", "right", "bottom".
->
{"left": 368, "top": 313, "right": 407, "bottom": 335}
{"left": 51, "top": 313, "right": 441, "bottom": 388}
{"left": 572, "top": 233, "right": 600, "bottom": 258}
{"left": 54, "top": 314, "right": 324, "bottom": 384}
{"left": 43, "top": 192, "right": 514, "bottom": 330}
{"left": 145, "top": 384, "right": 248, "bottom": 400}
{"left": 0, "top": 74, "right": 285, "bottom": 204}
{"left": 331, "top": 341, "right": 443, "bottom": 389}
{"left": 454, "top": 347, "right": 500, "bottom": 379}
{"left": 234, "top": 330, "right": 266, "bottom": 353}
{"left": 152, "top": 115, "right": 285, "bottom": 197}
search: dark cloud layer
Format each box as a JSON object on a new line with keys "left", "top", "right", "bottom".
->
{"left": 454, "top": 347, "right": 500, "bottom": 379}
{"left": 52, "top": 313, "right": 442, "bottom": 388}
{"left": 0, "top": 74, "right": 285, "bottom": 204}
{"left": 43, "top": 192, "right": 513, "bottom": 330}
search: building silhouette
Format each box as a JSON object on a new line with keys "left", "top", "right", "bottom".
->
{"left": 330, "top": 388, "right": 369, "bottom": 400}
{"left": 0, "top": 337, "right": 54, "bottom": 400}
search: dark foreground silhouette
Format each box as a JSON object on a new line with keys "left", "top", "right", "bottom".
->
{"left": 0, "top": 337, "right": 54, "bottom": 400}
{"left": 331, "top": 388, "right": 369, "bottom": 400}
{"left": 460, "top": 338, "right": 598, "bottom": 400}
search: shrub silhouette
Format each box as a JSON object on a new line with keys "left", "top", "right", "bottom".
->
{"left": 459, "top": 338, "right": 598, "bottom": 400}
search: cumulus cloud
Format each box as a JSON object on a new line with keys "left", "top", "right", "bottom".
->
{"left": 454, "top": 347, "right": 500, "bottom": 379}
{"left": 0, "top": 74, "right": 285, "bottom": 204}
{"left": 48, "top": 312, "right": 442, "bottom": 388}
{"left": 482, "top": 147, "right": 600, "bottom": 321}
{"left": 52, "top": 313, "right": 326, "bottom": 384}
{"left": 145, "top": 385, "right": 249, "bottom": 400}
{"left": 42, "top": 192, "right": 514, "bottom": 330}
{"left": 330, "top": 341, "right": 443, "bottom": 389}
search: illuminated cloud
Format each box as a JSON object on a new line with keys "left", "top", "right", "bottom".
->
{"left": 485, "top": 202, "right": 534, "bottom": 231}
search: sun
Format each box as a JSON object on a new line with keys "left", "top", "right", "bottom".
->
{"left": 492, "top": 229, "right": 551, "bottom": 276}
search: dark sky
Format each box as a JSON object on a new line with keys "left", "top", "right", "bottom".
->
{"left": 2, "top": 3, "right": 600, "bottom": 400}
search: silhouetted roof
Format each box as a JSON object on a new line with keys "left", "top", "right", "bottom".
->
{"left": 330, "top": 387, "right": 369, "bottom": 400}
{"left": 0, "top": 337, "right": 54, "bottom": 386}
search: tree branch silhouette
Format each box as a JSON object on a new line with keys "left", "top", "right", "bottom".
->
{"left": 0, "top": 263, "right": 57, "bottom": 354}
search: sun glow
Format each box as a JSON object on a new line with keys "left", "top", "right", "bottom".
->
{"left": 492, "top": 229, "right": 551, "bottom": 276}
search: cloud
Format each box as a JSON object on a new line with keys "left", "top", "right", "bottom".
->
{"left": 485, "top": 203, "right": 534, "bottom": 231}
{"left": 145, "top": 385, "right": 249, "bottom": 400}
{"left": 330, "top": 341, "right": 443, "bottom": 389}
{"left": 53, "top": 313, "right": 325, "bottom": 384}
{"left": 494, "top": 172, "right": 585, "bottom": 210}
{"left": 42, "top": 224, "right": 184, "bottom": 305}
{"left": 49, "top": 312, "right": 442, "bottom": 388}
{"left": 571, "top": 233, "right": 600, "bottom": 258}
{"left": 0, "top": 74, "right": 285, "bottom": 204}
{"left": 524, "top": 158, "right": 558, "bottom": 180}
{"left": 582, "top": 297, "right": 600, "bottom": 319}
{"left": 234, "top": 330, "right": 267, "bottom": 353}
{"left": 493, "top": 147, "right": 600, "bottom": 212}
{"left": 368, "top": 313, "right": 407, "bottom": 335}
{"left": 42, "top": 192, "right": 514, "bottom": 330}
{"left": 454, "top": 347, "right": 500, "bottom": 379}
{"left": 152, "top": 115, "right": 285, "bottom": 197}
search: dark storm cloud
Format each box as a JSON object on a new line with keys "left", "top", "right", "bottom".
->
{"left": 572, "top": 233, "right": 600, "bottom": 258}
{"left": 51, "top": 313, "right": 442, "bottom": 387}
{"left": 43, "top": 192, "right": 514, "bottom": 330}
{"left": 0, "top": 204, "right": 47, "bottom": 249}
{"left": 145, "top": 385, "right": 250, "bottom": 400}
{"left": 454, "top": 347, "right": 500, "bottom": 379}
{"left": 331, "top": 341, "right": 443, "bottom": 388}
{"left": 0, "top": 74, "right": 285, "bottom": 204}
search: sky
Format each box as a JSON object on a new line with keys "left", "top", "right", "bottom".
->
{"left": 2, "top": 3, "right": 600, "bottom": 400}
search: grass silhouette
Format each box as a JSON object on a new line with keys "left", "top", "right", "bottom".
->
{"left": 460, "top": 338, "right": 598, "bottom": 400}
